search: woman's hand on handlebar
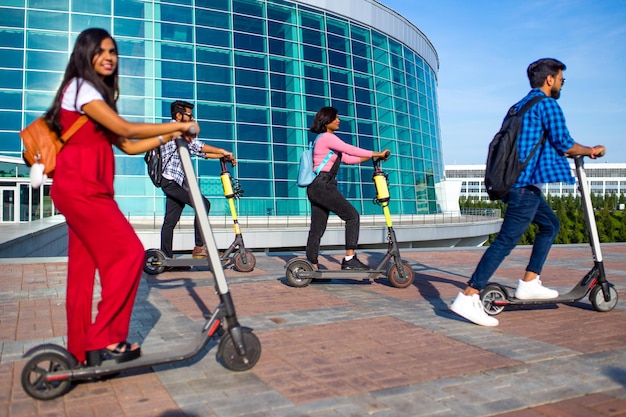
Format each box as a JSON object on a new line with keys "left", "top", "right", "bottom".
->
{"left": 222, "top": 151, "right": 236, "bottom": 166}
{"left": 373, "top": 149, "right": 391, "bottom": 161}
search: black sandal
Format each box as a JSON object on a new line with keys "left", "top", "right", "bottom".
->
{"left": 86, "top": 342, "right": 141, "bottom": 367}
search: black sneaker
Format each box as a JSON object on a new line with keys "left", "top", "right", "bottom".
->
{"left": 341, "top": 256, "right": 369, "bottom": 270}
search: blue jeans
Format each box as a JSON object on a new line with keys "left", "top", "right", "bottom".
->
{"left": 468, "top": 186, "right": 559, "bottom": 291}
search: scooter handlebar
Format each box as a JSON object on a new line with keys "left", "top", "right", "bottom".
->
{"left": 372, "top": 150, "right": 391, "bottom": 163}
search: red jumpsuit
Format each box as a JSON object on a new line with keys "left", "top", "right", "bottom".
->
{"left": 50, "top": 109, "right": 144, "bottom": 363}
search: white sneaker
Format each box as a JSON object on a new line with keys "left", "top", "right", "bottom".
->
{"left": 450, "top": 292, "right": 499, "bottom": 327}
{"left": 514, "top": 277, "right": 559, "bottom": 300}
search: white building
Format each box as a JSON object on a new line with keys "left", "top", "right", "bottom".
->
{"left": 445, "top": 163, "right": 626, "bottom": 200}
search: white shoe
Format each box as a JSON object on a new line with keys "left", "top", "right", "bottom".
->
{"left": 450, "top": 292, "right": 499, "bottom": 327}
{"left": 514, "top": 277, "right": 559, "bottom": 300}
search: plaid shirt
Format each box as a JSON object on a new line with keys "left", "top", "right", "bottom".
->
{"left": 160, "top": 137, "right": 206, "bottom": 186}
{"left": 513, "top": 88, "right": 576, "bottom": 187}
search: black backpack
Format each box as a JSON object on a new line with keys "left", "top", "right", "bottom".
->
{"left": 144, "top": 147, "right": 173, "bottom": 188}
{"left": 484, "top": 96, "right": 547, "bottom": 200}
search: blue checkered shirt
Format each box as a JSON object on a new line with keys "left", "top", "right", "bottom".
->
{"left": 160, "top": 138, "right": 206, "bottom": 186}
{"left": 513, "top": 88, "right": 575, "bottom": 187}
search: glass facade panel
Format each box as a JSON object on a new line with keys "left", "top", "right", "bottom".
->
{"left": 1, "top": 0, "right": 443, "bottom": 220}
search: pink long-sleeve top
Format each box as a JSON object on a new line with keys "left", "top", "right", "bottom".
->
{"left": 313, "top": 132, "right": 373, "bottom": 172}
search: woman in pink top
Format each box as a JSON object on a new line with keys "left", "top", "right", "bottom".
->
{"left": 45, "top": 28, "right": 199, "bottom": 366}
{"left": 306, "top": 107, "right": 390, "bottom": 270}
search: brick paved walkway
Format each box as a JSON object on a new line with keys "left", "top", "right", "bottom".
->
{"left": 1, "top": 244, "right": 626, "bottom": 416}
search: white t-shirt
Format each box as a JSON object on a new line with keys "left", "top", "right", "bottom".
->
{"left": 61, "top": 78, "right": 104, "bottom": 113}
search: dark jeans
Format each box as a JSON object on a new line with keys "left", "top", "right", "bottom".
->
{"left": 306, "top": 172, "right": 360, "bottom": 264}
{"left": 160, "top": 178, "right": 210, "bottom": 258}
{"left": 468, "top": 186, "right": 559, "bottom": 291}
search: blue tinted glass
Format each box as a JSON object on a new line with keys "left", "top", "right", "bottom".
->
{"left": 27, "top": 10, "right": 68, "bottom": 31}
{"left": 300, "top": 12, "right": 323, "bottom": 30}
{"left": 235, "top": 53, "right": 266, "bottom": 70}
{"left": 161, "top": 4, "right": 192, "bottom": 24}
{"left": 233, "top": 14, "right": 264, "bottom": 34}
{"left": 326, "top": 19, "right": 347, "bottom": 36}
{"left": 236, "top": 69, "right": 267, "bottom": 88}
{"left": 26, "top": 31, "right": 68, "bottom": 51}
{"left": 303, "top": 63, "right": 324, "bottom": 80}
{"left": 160, "top": 23, "right": 192, "bottom": 43}
{"left": 26, "top": 51, "right": 66, "bottom": 71}
{"left": 268, "top": 38, "right": 297, "bottom": 57}
{"left": 267, "top": 5, "right": 295, "bottom": 23}
{"left": 233, "top": 0, "right": 264, "bottom": 16}
{"left": 114, "top": 0, "right": 145, "bottom": 18}
{"left": 197, "top": 28, "right": 230, "bottom": 48}
{"left": 161, "top": 80, "right": 194, "bottom": 100}
{"left": 119, "top": 76, "right": 145, "bottom": 96}
{"left": 328, "top": 50, "right": 347, "bottom": 67}
{"left": 196, "top": 103, "right": 233, "bottom": 121}
{"left": 114, "top": 18, "right": 144, "bottom": 37}
{"left": 25, "top": 71, "right": 61, "bottom": 90}
{"left": 25, "top": 91, "right": 54, "bottom": 112}
{"left": 0, "top": 8, "right": 24, "bottom": 27}
{"left": 236, "top": 106, "right": 268, "bottom": 124}
{"left": 198, "top": 83, "right": 232, "bottom": 103}
{"left": 196, "top": 9, "right": 229, "bottom": 29}
{"left": 236, "top": 86, "right": 267, "bottom": 106}
{"left": 237, "top": 124, "right": 270, "bottom": 143}
{"left": 0, "top": 91, "right": 22, "bottom": 111}
{"left": 162, "top": 61, "right": 193, "bottom": 80}
{"left": 0, "top": 130, "right": 21, "bottom": 153}
{"left": 302, "top": 45, "right": 323, "bottom": 62}
{"left": 118, "top": 57, "right": 145, "bottom": 77}
{"left": 304, "top": 78, "right": 326, "bottom": 96}
{"left": 234, "top": 33, "right": 264, "bottom": 52}
{"left": 71, "top": 14, "right": 110, "bottom": 33}
{"left": 305, "top": 95, "right": 326, "bottom": 112}
{"left": 350, "top": 24, "right": 369, "bottom": 42}
{"left": 352, "top": 57, "right": 370, "bottom": 73}
{"left": 327, "top": 34, "right": 347, "bottom": 51}
{"left": 330, "top": 82, "right": 350, "bottom": 100}
{"left": 197, "top": 47, "right": 231, "bottom": 65}
{"left": 0, "top": 29, "right": 23, "bottom": 48}
{"left": 161, "top": 43, "right": 193, "bottom": 61}
{"left": 330, "top": 69, "right": 349, "bottom": 84}
{"left": 202, "top": 121, "right": 233, "bottom": 139}
{"left": 356, "top": 104, "right": 373, "bottom": 119}
{"left": 301, "top": 28, "right": 323, "bottom": 46}
{"left": 116, "top": 39, "right": 146, "bottom": 58}
{"left": 72, "top": 1, "right": 110, "bottom": 14}
{"left": 0, "top": 70, "right": 22, "bottom": 89}
{"left": 197, "top": 0, "right": 229, "bottom": 10}
{"left": 197, "top": 64, "right": 232, "bottom": 84}
{"left": 371, "top": 30, "right": 388, "bottom": 49}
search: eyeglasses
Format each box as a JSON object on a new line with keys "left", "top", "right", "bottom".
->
{"left": 183, "top": 112, "right": 194, "bottom": 118}
{"left": 560, "top": 78, "right": 566, "bottom": 85}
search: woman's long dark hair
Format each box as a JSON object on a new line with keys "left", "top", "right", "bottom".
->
{"left": 45, "top": 28, "right": 120, "bottom": 135}
{"left": 309, "top": 106, "right": 338, "bottom": 134}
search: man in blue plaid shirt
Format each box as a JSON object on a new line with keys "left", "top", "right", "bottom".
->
{"left": 451, "top": 58, "right": 605, "bottom": 326}
{"left": 160, "top": 100, "right": 235, "bottom": 262}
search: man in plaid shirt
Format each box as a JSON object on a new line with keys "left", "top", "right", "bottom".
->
{"left": 160, "top": 100, "right": 235, "bottom": 262}
{"left": 451, "top": 58, "right": 605, "bottom": 326}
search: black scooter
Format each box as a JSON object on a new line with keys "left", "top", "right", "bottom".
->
{"left": 480, "top": 154, "right": 619, "bottom": 315}
{"left": 285, "top": 152, "right": 415, "bottom": 289}
{"left": 144, "top": 157, "right": 255, "bottom": 274}
{"left": 21, "top": 133, "right": 261, "bottom": 401}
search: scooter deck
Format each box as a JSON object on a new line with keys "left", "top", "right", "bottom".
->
{"left": 164, "top": 256, "right": 209, "bottom": 267}
{"left": 298, "top": 269, "right": 385, "bottom": 280}
{"left": 503, "top": 284, "right": 590, "bottom": 305}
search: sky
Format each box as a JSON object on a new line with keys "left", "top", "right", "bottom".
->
{"left": 378, "top": 0, "right": 626, "bottom": 165}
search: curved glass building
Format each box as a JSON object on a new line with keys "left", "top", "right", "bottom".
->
{"left": 0, "top": 0, "right": 443, "bottom": 221}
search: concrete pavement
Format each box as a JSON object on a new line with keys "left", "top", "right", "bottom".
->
{"left": 2, "top": 244, "right": 626, "bottom": 416}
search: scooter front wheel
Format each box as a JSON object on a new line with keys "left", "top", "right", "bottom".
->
{"left": 589, "top": 285, "right": 618, "bottom": 312}
{"left": 285, "top": 259, "right": 313, "bottom": 288}
{"left": 217, "top": 328, "right": 261, "bottom": 372}
{"left": 144, "top": 248, "right": 166, "bottom": 275}
{"left": 481, "top": 284, "right": 508, "bottom": 316}
{"left": 233, "top": 251, "right": 256, "bottom": 272}
{"left": 386, "top": 260, "right": 414, "bottom": 288}
{"left": 21, "top": 345, "right": 76, "bottom": 400}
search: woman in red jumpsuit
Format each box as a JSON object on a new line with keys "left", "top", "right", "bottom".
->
{"left": 45, "top": 28, "right": 199, "bottom": 366}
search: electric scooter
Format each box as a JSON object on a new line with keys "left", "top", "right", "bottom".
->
{"left": 285, "top": 151, "right": 415, "bottom": 289}
{"left": 480, "top": 153, "right": 619, "bottom": 315}
{"left": 21, "top": 133, "right": 261, "bottom": 401}
{"left": 144, "top": 157, "right": 255, "bottom": 274}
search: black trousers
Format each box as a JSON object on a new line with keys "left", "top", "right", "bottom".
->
{"left": 305, "top": 172, "right": 360, "bottom": 264}
{"left": 160, "top": 178, "right": 210, "bottom": 258}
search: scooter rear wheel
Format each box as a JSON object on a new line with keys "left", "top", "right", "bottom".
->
{"left": 21, "top": 348, "right": 75, "bottom": 400}
{"left": 386, "top": 260, "right": 414, "bottom": 288}
{"left": 589, "top": 285, "right": 618, "bottom": 312}
{"left": 233, "top": 251, "right": 256, "bottom": 272}
{"left": 217, "top": 328, "right": 261, "bottom": 371}
{"left": 144, "top": 248, "right": 166, "bottom": 275}
{"left": 285, "top": 259, "right": 313, "bottom": 288}
{"left": 481, "top": 284, "right": 507, "bottom": 316}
